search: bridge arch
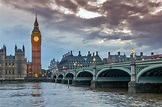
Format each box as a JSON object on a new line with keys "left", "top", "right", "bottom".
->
{"left": 137, "top": 64, "right": 162, "bottom": 83}
{"left": 53, "top": 75, "right": 57, "bottom": 79}
{"left": 76, "top": 70, "right": 93, "bottom": 77}
{"left": 75, "top": 70, "right": 93, "bottom": 85}
{"left": 63, "top": 72, "right": 74, "bottom": 82}
{"left": 58, "top": 74, "right": 64, "bottom": 78}
{"left": 96, "top": 67, "right": 131, "bottom": 88}
{"left": 65, "top": 72, "right": 74, "bottom": 78}
{"left": 96, "top": 67, "right": 131, "bottom": 78}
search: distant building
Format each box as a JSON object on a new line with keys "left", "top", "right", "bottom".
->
{"left": 134, "top": 52, "right": 162, "bottom": 61}
{"left": 103, "top": 58, "right": 108, "bottom": 64}
{"left": 47, "top": 58, "right": 59, "bottom": 77}
{"left": 105, "top": 51, "right": 162, "bottom": 64}
{"left": 134, "top": 52, "right": 145, "bottom": 60}
{"left": 27, "top": 61, "right": 32, "bottom": 77}
{"left": 58, "top": 51, "right": 102, "bottom": 72}
{"left": 0, "top": 45, "right": 27, "bottom": 79}
{"left": 107, "top": 52, "right": 128, "bottom": 64}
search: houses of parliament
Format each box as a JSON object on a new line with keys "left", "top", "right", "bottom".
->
{"left": 0, "top": 16, "right": 42, "bottom": 79}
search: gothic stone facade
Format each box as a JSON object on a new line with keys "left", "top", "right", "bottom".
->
{"left": 0, "top": 45, "right": 27, "bottom": 79}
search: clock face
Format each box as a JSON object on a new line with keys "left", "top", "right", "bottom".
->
{"left": 34, "top": 36, "right": 39, "bottom": 42}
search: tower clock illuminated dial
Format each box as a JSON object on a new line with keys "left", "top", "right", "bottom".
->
{"left": 34, "top": 36, "right": 39, "bottom": 42}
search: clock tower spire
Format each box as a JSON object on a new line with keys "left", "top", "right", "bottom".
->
{"left": 33, "top": 14, "right": 40, "bottom": 32}
{"left": 31, "top": 14, "right": 42, "bottom": 77}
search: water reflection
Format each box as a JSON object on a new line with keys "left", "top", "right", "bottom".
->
{"left": 30, "top": 83, "right": 44, "bottom": 107}
{"left": 0, "top": 83, "right": 162, "bottom": 107}
{"left": 31, "top": 83, "right": 42, "bottom": 97}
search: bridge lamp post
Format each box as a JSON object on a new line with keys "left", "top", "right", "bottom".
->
{"left": 72, "top": 62, "right": 77, "bottom": 86}
{"left": 93, "top": 57, "right": 96, "bottom": 79}
{"left": 74, "top": 62, "right": 77, "bottom": 78}
{"left": 54, "top": 68, "right": 58, "bottom": 79}
{"left": 62, "top": 66, "right": 66, "bottom": 72}
{"left": 128, "top": 48, "right": 138, "bottom": 93}
{"left": 130, "top": 48, "right": 135, "bottom": 60}
{"left": 91, "top": 57, "right": 97, "bottom": 88}
{"left": 55, "top": 69, "right": 58, "bottom": 83}
{"left": 93, "top": 57, "right": 96, "bottom": 62}
{"left": 74, "top": 62, "right": 77, "bottom": 68}
{"left": 93, "top": 57, "right": 96, "bottom": 68}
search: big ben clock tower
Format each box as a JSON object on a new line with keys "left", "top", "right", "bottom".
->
{"left": 31, "top": 15, "right": 41, "bottom": 77}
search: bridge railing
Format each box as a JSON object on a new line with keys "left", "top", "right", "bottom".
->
{"left": 135, "top": 58, "right": 162, "bottom": 65}
{"left": 58, "top": 58, "right": 162, "bottom": 74}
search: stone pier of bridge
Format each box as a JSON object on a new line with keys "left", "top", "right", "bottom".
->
{"left": 128, "top": 61, "right": 137, "bottom": 93}
{"left": 90, "top": 66, "right": 98, "bottom": 88}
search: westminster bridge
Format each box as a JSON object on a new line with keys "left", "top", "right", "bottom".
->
{"left": 54, "top": 59, "right": 162, "bottom": 93}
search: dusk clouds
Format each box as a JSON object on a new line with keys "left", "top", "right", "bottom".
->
{"left": 0, "top": 0, "right": 162, "bottom": 69}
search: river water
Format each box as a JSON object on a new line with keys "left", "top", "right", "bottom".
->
{"left": 0, "top": 82, "right": 162, "bottom": 107}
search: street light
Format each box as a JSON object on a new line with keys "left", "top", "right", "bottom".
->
{"left": 92, "top": 57, "right": 96, "bottom": 69}
{"left": 74, "top": 62, "right": 77, "bottom": 69}
{"left": 73, "top": 62, "right": 77, "bottom": 78}
{"left": 130, "top": 48, "right": 135, "bottom": 60}
{"left": 62, "top": 66, "right": 67, "bottom": 73}
{"left": 130, "top": 48, "right": 135, "bottom": 55}
{"left": 93, "top": 57, "right": 96, "bottom": 64}
{"left": 72, "top": 62, "right": 77, "bottom": 85}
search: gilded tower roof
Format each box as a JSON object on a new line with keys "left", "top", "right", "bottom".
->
{"left": 34, "top": 14, "right": 39, "bottom": 27}
{"left": 32, "top": 14, "right": 40, "bottom": 33}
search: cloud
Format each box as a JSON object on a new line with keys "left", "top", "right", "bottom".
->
{"left": 1, "top": 0, "right": 162, "bottom": 68}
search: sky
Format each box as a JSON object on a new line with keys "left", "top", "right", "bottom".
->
{"left": 0, "top": 0, "right": 162, "bottom": 69}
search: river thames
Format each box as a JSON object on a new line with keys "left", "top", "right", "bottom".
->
{"left": 0, "top": 82, "right": 162, "bottom": 107}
